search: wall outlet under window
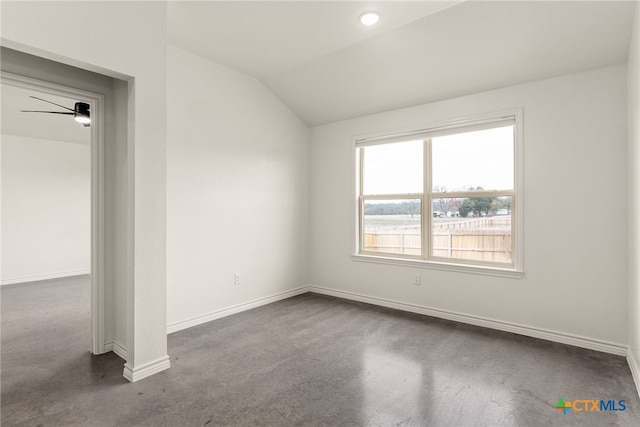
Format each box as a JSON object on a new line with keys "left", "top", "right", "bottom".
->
{"left": 234, "top": 273, "right": 241, "bottom": 285}
{"left": 413, "top": 273, "right": 421, "bottom": 285}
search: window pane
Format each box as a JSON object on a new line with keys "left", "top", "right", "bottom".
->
{"left": 431, "top": 196, "right": 512, "bottom": 264}
{"left": 432, "top": 126, "right": 513, "bottom": 192}
{"left": 363, "top": 199, "right": 421, "bottom": 256}
{"left": 363, "top": 140, "right": 423, "bottom": 195}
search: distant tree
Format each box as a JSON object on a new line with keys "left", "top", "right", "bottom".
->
{"left": 458, "top": 196, "right": 495, "bottom": 217}
{"left": 491, "top": 197, "right": 511, "bottom": 213}
{"left": 364, "top": 201, "right": 422, "bottom": 216}
{"left": 458, "top": 199, "right": 474, "bottom": 218}
{"left": 433, "top": 186, "right": 448, "bottom": 217}
{"left": 474, "top": 197, "right": 494, "bottom": 216}
{"left": 406, "top": 199, "right": 421, "bottom": 218}
{"left": 449, "top": 198, "right": 462, "bottom": 215}
{"left": 499, "top": 197, "right": 511, "bottom": 211}
{"left": 433, "top": 186, "right": 464, "bottom": 217}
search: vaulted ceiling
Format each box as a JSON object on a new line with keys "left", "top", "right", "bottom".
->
{"left": 2, "top": 1, "right": 636, "bottom": 143}
{"left": 168, "top": 0, "right": 637, "bottom": 126}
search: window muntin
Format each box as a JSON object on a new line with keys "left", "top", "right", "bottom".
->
{"left": 357, "top": 116, "right": 518, "bottom": 270}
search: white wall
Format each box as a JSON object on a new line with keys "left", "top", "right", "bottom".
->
{"left": 167, "top": 44, "right": 309, "bottom": 330}
{"left": 310, "top": 65, "right": 628, "bottom": 348}
{"left": 1, "top": 1, "right": 168, "bottom": 380}
{"left": 628, "top": 2, "right": 640, "bottom": 382}
{"left": 1, "top": 135, "right": 89, "bottom": 284}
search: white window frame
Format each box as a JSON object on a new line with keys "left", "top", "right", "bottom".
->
{"left": 352, "top": 109, "right": 524, "bottom": 278}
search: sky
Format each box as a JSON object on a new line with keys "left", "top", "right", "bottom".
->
{"left": 362, "top": 125, "right": 514, "bottom": 196}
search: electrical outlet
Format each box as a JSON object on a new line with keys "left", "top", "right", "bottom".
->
{"left": 234, "top": 273, "right": 241, "bottom": 285}
{"left": 413, "top": 273, "right": 421, "bottom": 285}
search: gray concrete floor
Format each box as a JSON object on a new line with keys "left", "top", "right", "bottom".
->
{"left": 1, "top": 276, "right": 639, "bottom": 426}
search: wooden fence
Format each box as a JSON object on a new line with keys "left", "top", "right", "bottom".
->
{"left": 432, "top": 216, "right": 511, "bottom": 231}
{"left": 364, "top": 230, "right": 421, "bottom": 256}
{"left": 432, "top": 231, "right": 511, "bottom": 263}
{"left": 364, "top": 217, "right": 511, "bottom": 263}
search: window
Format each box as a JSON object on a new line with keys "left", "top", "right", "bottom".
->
{"left": 355, "top": 112, "right": 522, "bottom": 275}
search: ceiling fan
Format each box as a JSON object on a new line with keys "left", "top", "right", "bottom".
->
{"left": 20, "top": 96, "right": 91, "bottom": 127}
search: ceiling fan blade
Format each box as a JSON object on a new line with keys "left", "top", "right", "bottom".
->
{"left": 29, "top": 96, "right": 76, "bottom": 112}
{"left": 20, "top": 110, "right": 75, "bottom": 115}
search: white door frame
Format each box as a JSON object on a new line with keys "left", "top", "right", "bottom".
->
{"left": 1, "top": 71, "right": 106, "bottom": 354}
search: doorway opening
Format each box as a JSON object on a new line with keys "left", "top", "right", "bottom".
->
{"left": 1, "top": 72, "right": 105, "bottom": 354}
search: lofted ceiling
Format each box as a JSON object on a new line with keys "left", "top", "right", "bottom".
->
{"left": 168, "top": 0, "right": 637, "bottom": 126}
{"left": 167, "top": 1, "right": 462, "bottom": 78}
{"left": 2, "top": 1, "right": 635, "bottom": 137}
{"left": 1, "top": 84, "right": 90, "bottom": 145}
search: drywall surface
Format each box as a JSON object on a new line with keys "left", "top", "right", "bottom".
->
{"left": 628, "top": 3, "right": 640, "bottom": 374}
{"left": 310, "top": 64, "right": 628, "bottom": 346}
{"left": 1, "top": 1, "right": 168, "bottom": 377}
{"left": 167, "top": 44, "right": 309, "bottom": 328}
{"left": 1, "top": 135, "right": 89, "bottom": 284}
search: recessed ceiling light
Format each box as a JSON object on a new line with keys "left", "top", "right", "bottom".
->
{"left": 359, "top": 11, "right": 380, "bottom": 26}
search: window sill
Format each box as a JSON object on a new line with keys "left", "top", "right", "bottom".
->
{"left": 351, "top": 254, "right": 524, "bottom": 279}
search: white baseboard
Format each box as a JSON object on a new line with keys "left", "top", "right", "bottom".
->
{"left": 162, "top": 284, "right": 637, "bottom": 395}
{"left": 123, "top": 355, "right": 170, "bottom": 383}
{"left": 309, "top": 285, "right": 627, "bottom": 357}
{"left": 1, "top": 269, "right": 90, "bottom": 285}
{"left": 167, "top": 286, "right": 310, "bottom": 334}
{"left": 628, "top": 350, "right": 640, "bottom": 398}
{"left": 104, "top": 341, "right": 127, "bottom": 360}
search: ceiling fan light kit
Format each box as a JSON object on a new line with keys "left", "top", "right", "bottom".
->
{"left": 73, "top": 102, "right": 91, "bottom": 125}
{"left": 20, "top": 96, "right": 91, "bottom": 127}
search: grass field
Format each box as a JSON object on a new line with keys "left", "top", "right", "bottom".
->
{"left": 363, "top": 215, "right": 420, "bottom": 229}
{"left": 363, "top": 215, "right": 500, "bottom": 230}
